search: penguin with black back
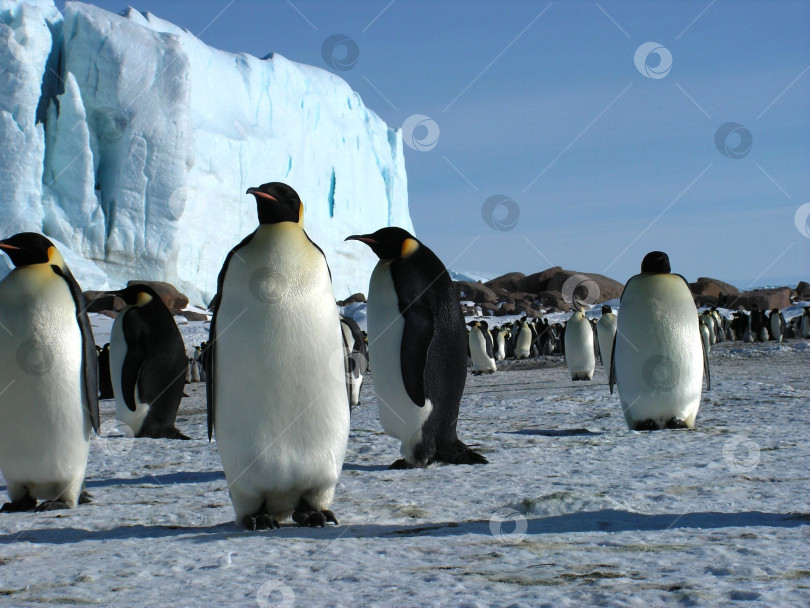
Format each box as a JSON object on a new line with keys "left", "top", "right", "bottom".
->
{"left": 108, "top": 284, "right": 190, "bottom": 439}
{"left": 97, "top": 343, "right": 115, "bottom": 399}
{"left": 346, "top": 228, "right": 487, "bottom": 468}
{"left": 0, "top": 233, "right": 99, "bottom": 511}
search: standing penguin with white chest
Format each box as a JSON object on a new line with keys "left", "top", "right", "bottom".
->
{"left": 208, "top": 182, "right": 349, "bottom": 530}
{"left": 596, "top": 305, "right": 617, "bottom": 373}
{"left": 0, "top": 233, "right": 99, "bottom": 511}
{"left": 564, "top": 307, "right": 596, "bottom": 380}
{"left": 610, "top": 251, "right": 710, "bottom": 430}
{"left": 108, "top": 284, "right": 190, "bottom": 439}
{"left": 468, "top": 320, "right": 497, "bottom": 374}
{"left": 346, "top": 228, "right": 487, "bottom": 469}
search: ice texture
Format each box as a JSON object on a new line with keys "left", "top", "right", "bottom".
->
{"left": 0, "top": 1, "right": 410, "bottom": 304}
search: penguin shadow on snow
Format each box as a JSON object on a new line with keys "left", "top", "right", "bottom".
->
{"left": 507, "top": 428, "right": 605, "bottom": 437}
{"left": 83, "top": 469, "right": 226, "bottom": 489}
{"left": 0, "top": 510, "right": 807, "bottom": 545}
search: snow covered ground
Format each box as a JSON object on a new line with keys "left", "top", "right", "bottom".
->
{"left": 0, "top": 337, "right": 808, "bottom": 607}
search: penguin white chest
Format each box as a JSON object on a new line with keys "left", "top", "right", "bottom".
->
{"left": 515, "top": 324, "right": 532, "bottom": 359}
{"left": 565, "top": 313, "right": 595, "bottom": 380}
{"left": 614, "top": 274, "right": 704, "bottom": 429}
{"left": 469, "top": 328, "right": 496, "bottom": 372}
{"left": 0, "top": 267, "right": 90, "bottom": 503}
{"left": 597, "top": 314, "right": 617, "bottom": 371}
{"left": 213, "top": 225, "right": 349, "bottom": 519}
{"left": 366, "top": 262, "right": 432, "bottom": 456}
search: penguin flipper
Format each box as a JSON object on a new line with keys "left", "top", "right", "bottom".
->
{"left": 399, "top": 300, "right": 434, "bottom": 407}
{"left": 700, "top": 328, "right": 711, "bottom": 391}
{"left": 51, "top": 264, "right": 100, "bottom": 434}
{"left": 608, "top": 333, "right": 617, "bottom": 394}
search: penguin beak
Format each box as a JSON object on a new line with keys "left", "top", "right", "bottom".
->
{"left": 0, "top": 242, "right": 20, "bottom": 251}
{"left": 345, "top": 234, "right": 376, "bottom": 245}
{"left": 246, "top": 187, "right": 277, "bottom": 202}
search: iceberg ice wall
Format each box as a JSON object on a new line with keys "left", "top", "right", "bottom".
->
{"left": 0, "top": 0, "right": 411, "bottom": 304}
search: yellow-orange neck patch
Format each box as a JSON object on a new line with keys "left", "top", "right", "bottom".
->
{"left": 401, "top": 238, "right": 419, "bottom": 258}
{"left": 136, "top": 292, "right": 153, "bottom": 307}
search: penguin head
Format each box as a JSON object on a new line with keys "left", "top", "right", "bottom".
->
{"left": 110, "top": 284, "right": 161, "bottom": 308}
{"left": 0, "top": 232, "right": 61, "bottom": 268}
{"left": 640, "top": 251, "right": 671, "bottom": 274}
{"left": 345, "top": 227, "right": 420, "bottom": 260}
{"left": 601, "top": 304, "right": 612, "bottom": 314}
{"left": 246, "top": 182, "right": 303, "bottom": 225}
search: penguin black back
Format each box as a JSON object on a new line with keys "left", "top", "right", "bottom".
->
{"left": 112, "top": 284, "right": 189, "bottom": 439}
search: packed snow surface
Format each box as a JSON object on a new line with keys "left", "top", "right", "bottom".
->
{"left": 0, "top": 0, "right": 410, "bottom": 305}
{"left": 0, "top": 322, "right": 808, "bottom": 607}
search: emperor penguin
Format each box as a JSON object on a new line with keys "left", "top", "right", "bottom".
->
{"left": 346, "top": 228, "right": 487, "bottom": 468}
{"left": 468, "top": 320, "right": 497, "bottom": 374}
{"left": 108, "top": 284, "right": 190, "bottom": 439}
{"left": 208, "top": 182, "right": 350, "bottom": 529}
{"left": 97, "top": 343, "right": 115, "bottom": 399}
{"left": 564, "top": 308, "right": 595, "bottom": 380}
{"left": 801, "top": 308, "right": 810, "bottom": 339}
{"left": 596, "top": 305, "right": 617, "bottom": 372}
{"left": 339, "top": 314, "right": 368, "bottom": 407}
{"left": 0, "top": 233, "right": 99, "bottom": 511}
{"left": 491, "top": 327, "right": 506, "bottom": 361}
{"left": 769, "top": 308, "right": 786, "bottom": 343}
{"left": 700, "top": 311, "right": 716, "bottom": 345}
{"left": 610, "top": 251, "right": 710, "bottom": 430}
{"left": 513, "top": 318, "right": 535, "bottom": 359}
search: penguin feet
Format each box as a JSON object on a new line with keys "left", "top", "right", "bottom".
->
{"left": 79, "top": 491, "right": 93, "bottom": 504}
{"left": 439, "top": 440, "right": 489, "bottom": 465}
{"left": 0, "top": 494, "right": 36, "bottom": 513}
{"left": 388, "top": 458, "right": 416, "bottom": 470}
{"left": 634, "top": 419, "right": 660, "bottom": 431}
{"left": 292, "top": 499, "right": 338, "bottom": 527}
{"left": 665, "top": 418, "right": 688, "bottom": 429}
{"left": 242, "top": 513, "right": 280, "bottom": 531}
{"left": 34, "top": 500, "right": 70, "bottom": 512}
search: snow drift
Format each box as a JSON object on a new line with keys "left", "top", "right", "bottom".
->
{"left": 0, "top": 1, "right": 411, "bottom": 304}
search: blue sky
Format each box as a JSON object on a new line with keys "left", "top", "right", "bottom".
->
{"left": 68, "top": 0, "right": 810, "bottom": 288}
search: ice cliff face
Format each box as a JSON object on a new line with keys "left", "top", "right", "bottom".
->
{"left": 0, "top": 1, "right": 411, "bottom": 304}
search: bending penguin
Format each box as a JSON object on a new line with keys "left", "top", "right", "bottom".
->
{"left": 208, "top": 182, "right": 349, "bottom": 529}
{"left": 468, "top": 320, "right": 497, "bottom": 374}
{"left": 346, "top": 228, "right": 487, "bottom": 468}
{"left": 610, "top": 251, "right": 710, "bottom": 430}
{"left": 108, "top": 284, "right": 190, "bottom": 439}
{"left": 0, "top": 233, "right": 99, "bottom": 511}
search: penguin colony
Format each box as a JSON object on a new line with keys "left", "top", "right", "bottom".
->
{"left": 0, "top": 183, "right": 807, "bottom": 525}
